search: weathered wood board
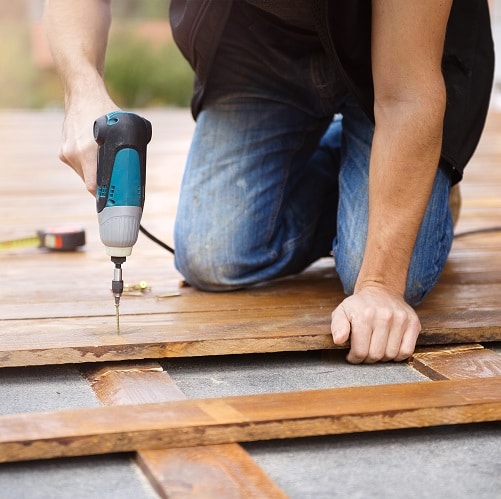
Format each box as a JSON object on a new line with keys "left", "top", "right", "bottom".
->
{"left": 411, "top": 345, "right": 501, "bottom": 380}
{"left": 0, "top": 377, "right": 499, "bottom": 463}
{"left": 1, "top": 110, "right": 501, "bottom": 367}
{"left": 82, "top": 362, "right": 287, "bottom": 498}
{"left": 0, "top": 305, "right": 500, "bottom": 367}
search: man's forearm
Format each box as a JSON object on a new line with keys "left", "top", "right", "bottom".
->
{"left": 356, "top": 89, "right": 446, "bottom": 296}
{"left": 358, "top": 0, "right": 451, "bottom": 298}
{"left": 43, "top": 0, "right": 117, "bottom": 194}
{"left": 44, "top": 0, "right": 112, "bottom": 104}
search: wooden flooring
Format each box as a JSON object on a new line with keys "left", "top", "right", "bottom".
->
{"left": 0, "top": 111, "right": 500, "bottom": 367}
{"left": 0, "top": 108, "right": 500, "bottom": 496}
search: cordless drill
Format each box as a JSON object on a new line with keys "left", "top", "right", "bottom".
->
{"left": 94, "top": 111, "right": 152, "bottom": 332}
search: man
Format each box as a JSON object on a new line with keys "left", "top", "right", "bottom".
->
{"left": 44, "top": 0, "right": 494, "bottom": 363}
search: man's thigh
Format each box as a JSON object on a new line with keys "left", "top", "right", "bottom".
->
{"left": 174, "top": 99, "right": 334, "bottom": 290}
{"left": 173, "top": 1, "right": 344, "bottom": 290}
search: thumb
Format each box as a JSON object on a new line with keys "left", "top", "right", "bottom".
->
{"left": 331, "top": 305, "right": 351, "bottom": 345}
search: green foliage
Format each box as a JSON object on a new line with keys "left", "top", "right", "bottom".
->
{"left": 0, "top": 4, "right": 192, "bottom": 109}
{"left": 104, "top": 30, "right": 194, "bottom": 108}
{"left": 111, "top": 0, "right": 170, "bottom": 19}
{"left": 0, "top": 24, "right": 62, "bottom": 108}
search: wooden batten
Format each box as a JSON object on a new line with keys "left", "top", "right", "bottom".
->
{"left": 0, "top": 377, "right": 499, "bottom": 464}
{"left": 81, "top": 362, "right": 287, "bottom": 498}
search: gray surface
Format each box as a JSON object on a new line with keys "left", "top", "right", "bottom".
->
{"left": 160, "top": 350, "right": 429, "bottom": 397}
{"left": 0, "top": 365, "right": 99, "bottom": 415}
{"left": 245, "top": 424, "right": 501, "bottom": 499}
{"left": 0, "top": 365, "right": 157, "bottom": 499}
{"left": 0, "top": 455, "right": 157, "bottom": 499}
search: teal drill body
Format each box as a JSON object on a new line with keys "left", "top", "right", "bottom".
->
{"left": 94, "top": 111, "right": 152, "bottom": 330}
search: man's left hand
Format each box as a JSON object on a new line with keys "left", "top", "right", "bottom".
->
{"left": 331, "top": 286, "right": 421, "bottom": 363}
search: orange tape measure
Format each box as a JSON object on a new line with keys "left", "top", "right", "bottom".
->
{"left": 0, "top": 226, "right": 86, "bottom": 252}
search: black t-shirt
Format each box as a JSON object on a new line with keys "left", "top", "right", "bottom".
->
{"left": 245, "top": 0, "right": 316, "bottom": 32}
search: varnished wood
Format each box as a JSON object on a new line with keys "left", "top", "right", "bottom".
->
{"left": 0, "top": 377, "right": 499, "bottom": 463}
{"left": 83, "top": 362, "right": 186, "bottom": 405}
{"left": 136, "top": 445, "right": 287, "bottom": 499}
{"left": 81, "top": 362, "right": 286, "bottom": 498}
{"left": 413, "top": 343, "right": 485, "bottom": 355}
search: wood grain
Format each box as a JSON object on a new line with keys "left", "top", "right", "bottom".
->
{"left": 411, "top": 346, "right": 501, "bottom": 380}
{"left": 81, "top": 362, "right": 286, "bottom": 499}
{"left": 1, "top": 110, "right": 501, "bottom": 368}
{"left": 0, "top": 307, "right": 500, "bottom": 367}
{"left": 0, "top": 377, "right": 499, "bottom": 463}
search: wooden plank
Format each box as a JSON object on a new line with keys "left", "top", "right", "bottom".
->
{"left": 411, "top": 346, "right": 501, "bottom": 380}
{"left": 1, "top": 109, "right": 501, "bottom": 369}
{"left": 81, "top": 362, "right": 286, "bottom": 498}
{"left": 0, "top": 376, "right": 499, "bottom": 463}
{"left": 83, "top": 362, "right": 186, "bottom": 405}
{"left": 135, "top": 445, "right": 286, "bottom": 498}
{"left": 2, "top": 239, "right": 501, "bottom": 319}
{"left": 412, "top": 343, "right": 485, "bottom": 355}
{"left": 1, "top": 308, "right": 500, "bottom": 367}
{"left": 0, "top": 256, "right": 342, "bottom": 321}
{"left": 416, "top": 311, "right": 501, "bottom": 344}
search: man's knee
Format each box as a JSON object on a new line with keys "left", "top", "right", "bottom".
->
{"left": 335, "top": 246, "right": 443, "bottom": 307}
{"left": 174, "top": 237, "right": 245, "bottom": 292}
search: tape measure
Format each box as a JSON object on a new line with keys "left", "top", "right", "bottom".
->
{"left": 0, "top": 226, "right": 86, "bottom": 252}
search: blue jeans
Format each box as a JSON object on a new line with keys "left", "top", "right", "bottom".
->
{"left": 174, "top": 2, "right": 454, "bottom": 305}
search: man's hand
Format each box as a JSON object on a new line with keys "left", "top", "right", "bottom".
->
{"left": 331, "top": 286, "right": 421, "bottom": 364}
{"left": 60, "top": 97, "right": 119, "bottom": 195}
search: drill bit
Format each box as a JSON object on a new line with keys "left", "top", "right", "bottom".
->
{"left": 111, "top": 257, "right": 125, "bottom": 334}
{"left": 114, "top": 295, "right": 120, "bottom": 333}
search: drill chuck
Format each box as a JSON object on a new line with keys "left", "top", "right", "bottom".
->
{"left": 111, "top": 256, "right": 125, "bottom": 298}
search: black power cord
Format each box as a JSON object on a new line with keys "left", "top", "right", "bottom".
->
{"left": 139, "top": 224, "right": 175, "bottom": 254}
{"left": 138, "top": 223, "right": 501, "bottom": 257}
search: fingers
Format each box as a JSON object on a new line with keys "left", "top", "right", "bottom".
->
{"left": 393, "top": 313, "right": 421, "bottom": 362}
{"left": 331, "top": 305, "right": 352, "bottom": 346}
{"left": 59, "top": 141, "right": 98, "bottom": 195}
{"left": 60, "top": 95, "right": 120, "bottom": 195}
{"left": 330, "top": 289, "right": 422, "bottom": 364}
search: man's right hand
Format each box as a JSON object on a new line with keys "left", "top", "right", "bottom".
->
{"left": 60, "top": 96, "right": 120, "bottom": 196}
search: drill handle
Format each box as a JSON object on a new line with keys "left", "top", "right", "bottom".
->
{"left": 94, "top": 112, "right": 152, "bottom": 214}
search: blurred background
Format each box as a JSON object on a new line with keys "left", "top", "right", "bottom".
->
{"left": 0, "top": 0, "right": 499, "bottom": 110}
{"left": 0, "top": 0, "right": 193, "bottom": 109}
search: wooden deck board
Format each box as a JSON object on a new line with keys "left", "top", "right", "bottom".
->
{"left": 0, "top": 109, "right": 501, "bottom": 367}
{"left": 0, "top": 376, "right": 499, "bottom": 464}
{"left": 411, "top": 346, "right": 501, "bottom": 380}
{"left": 0, "top": 307, "right": 499, "bottom": 367}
